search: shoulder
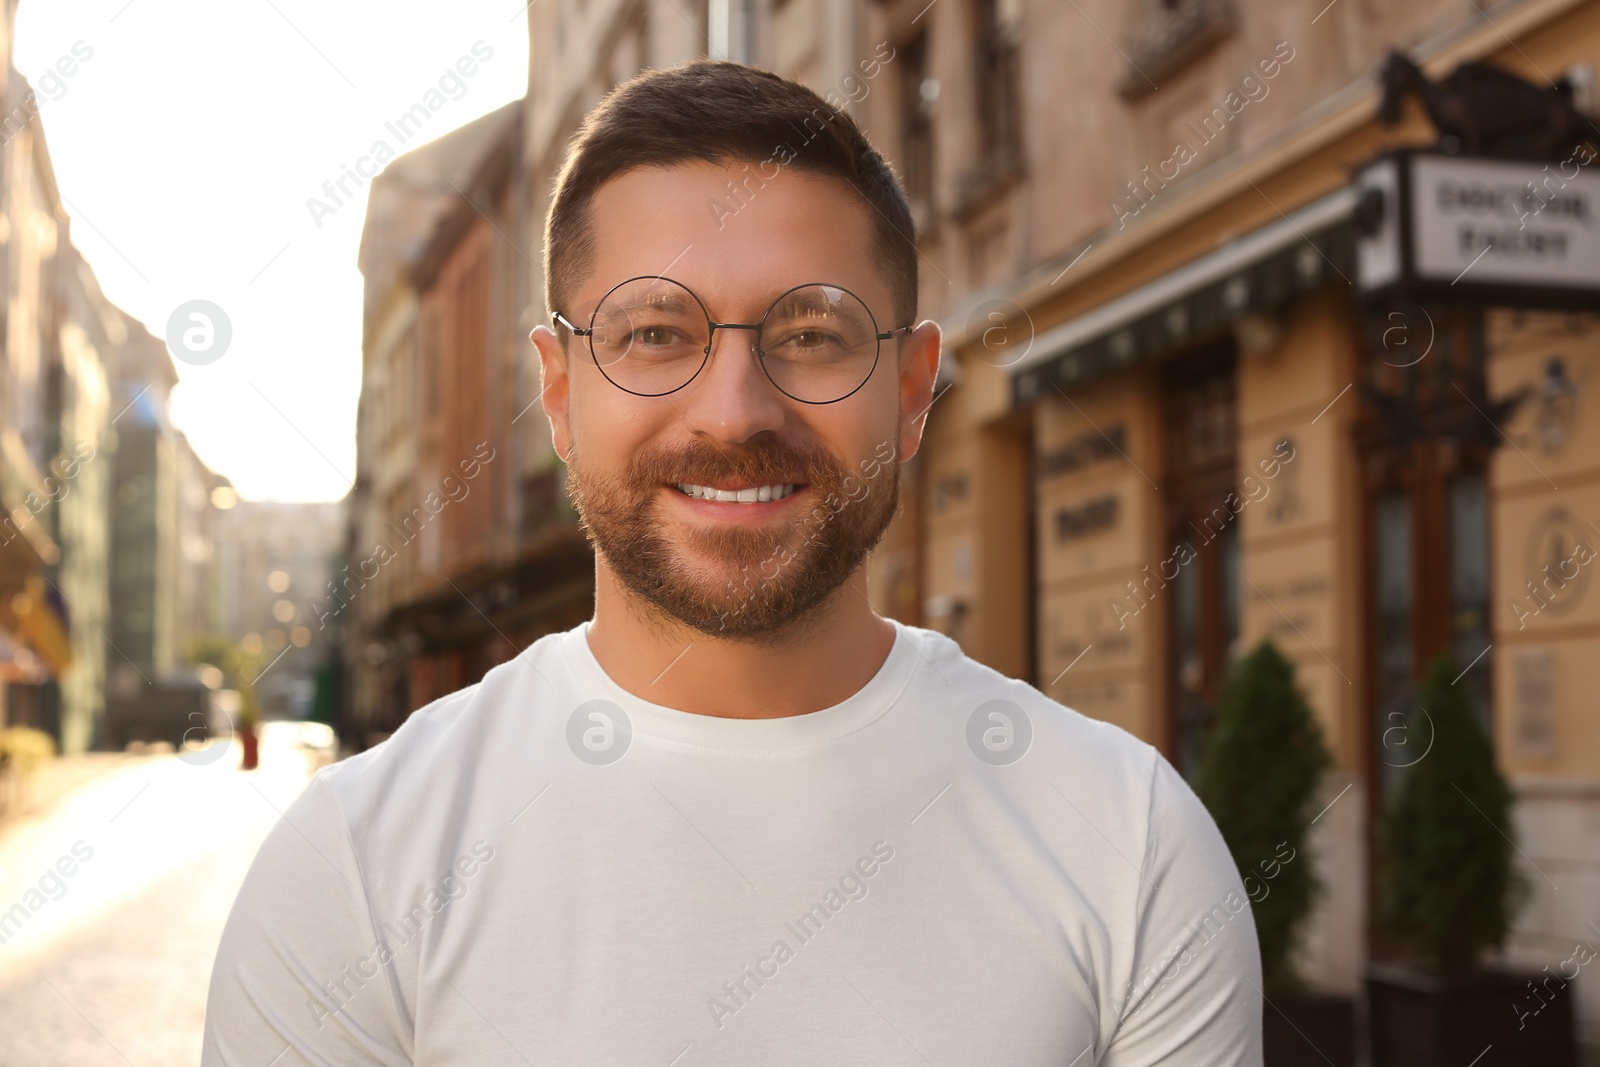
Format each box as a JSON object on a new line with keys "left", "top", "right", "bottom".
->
{"left": 891, "top": 618, "right": 1163, "bottom": 791}
{"left": 314, "top": 631, "right": 566, "bottom": 844}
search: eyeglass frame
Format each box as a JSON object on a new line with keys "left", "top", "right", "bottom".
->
{"left": 551, "top": 275, "right": 915, "bottom": 405}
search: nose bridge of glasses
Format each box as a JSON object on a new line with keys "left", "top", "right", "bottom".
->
{"left": 706, "top": 320, "right": 764, "bottom": 358}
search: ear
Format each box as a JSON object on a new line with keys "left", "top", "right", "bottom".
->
{"left": 530, "top": 325, "right": 573, "bottom": 462}
{"left": 896, "top": 319, "right": 941, "bottom": 464}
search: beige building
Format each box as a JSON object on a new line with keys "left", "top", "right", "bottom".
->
{"left": 504, "top": 0, "right": 1600, "bottom": 1051}
{"left": 842, "top": 0, "right": 1600, "bottom": 1052}
{"left": 352, "top": 100, "right": 595, "bottom": 746}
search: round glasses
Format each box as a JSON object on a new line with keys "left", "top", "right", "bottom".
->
{"left": 552, "top": 276, "right": 912, "bottom": 405}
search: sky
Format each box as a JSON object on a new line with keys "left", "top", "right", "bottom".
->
{"left": 14, "top": 0, "right": 531, "bottom": 502}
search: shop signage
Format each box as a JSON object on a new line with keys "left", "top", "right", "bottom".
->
{"left": 1039, "top": 424, "right": 1128, "bottom": 477}
{"left": 1355, "top": 147, "right": 1600, "bottom": 309}
{"left": 1053, "top": 494, "right": 1119, "bottom": 541}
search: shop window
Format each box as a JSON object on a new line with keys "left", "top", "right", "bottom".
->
{"left": 1359, "top": 306, "right": 1495, "bottom": 807}
{"left": 1162, "top": 340, "right": 1240, "bottom": 782}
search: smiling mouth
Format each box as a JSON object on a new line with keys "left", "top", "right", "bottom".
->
{"left": 671, "top": 483, "right": 803, "bottom": 503}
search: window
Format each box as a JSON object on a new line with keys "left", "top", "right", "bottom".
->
{"left": 972, "top": 0, "right": 1020, "bottom": 163}
{"left": 898, "top": 30, "right": 934, "bottom": 208}
{"left": 1162, "top": 340, "right": 1239, "bottom": 783}
{"left": 1359, "top": 307, "right": 1495, "bottom": 807}
{"left": 954, "top": 0, "right": 1022, "bottom": 214}
{"left": 1117, "top": 0, "right": 1236, "bottom": 102}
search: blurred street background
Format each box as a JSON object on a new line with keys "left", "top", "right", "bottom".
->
{"left": 0, "top": 725, "right": 329, "bottom": 1064}
{"left": 0, "top": 0, "right": 1597, "bottom": 1063}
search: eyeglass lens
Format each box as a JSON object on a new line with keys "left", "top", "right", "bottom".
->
{"left": 588, "top": 277, "right": 880, "bottom": 403}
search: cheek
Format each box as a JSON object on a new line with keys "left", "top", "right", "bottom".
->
{"left": 571, "top": 395, "right": 662, "bottom": 482}
{"left": 807, "top": 396, "right": 898, "bottom": 471}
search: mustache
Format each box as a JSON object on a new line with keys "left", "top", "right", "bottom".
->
{"left": 625, "top": 436, "right": 840, "bottom": 489}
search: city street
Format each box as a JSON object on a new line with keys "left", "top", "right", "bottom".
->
{"left": 0, "top": 728, "right": 327, "bottom": 1066}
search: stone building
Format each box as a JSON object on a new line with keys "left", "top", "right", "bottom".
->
{"left": 842, "top": 0, "right": 1600, "bottom": 1050}
{"left": 0, "top": 0, "right": 116, "bottom": 753}
{"left": 349, "top": 99, "right": 592, "bottom": 747}
{"left": 505, "top": 0, "right": 1600, "bottom": 1052}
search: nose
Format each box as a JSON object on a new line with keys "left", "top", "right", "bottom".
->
{"left": 677, "top": 324, "right": 788, "bottom": 443}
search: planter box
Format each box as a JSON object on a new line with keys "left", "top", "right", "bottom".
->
{"left": 1367, "top": 961, "right": 1578, "bottom": 1067}
{"left": 1263, "top": 991, "right": 1356, "bottom": 1067}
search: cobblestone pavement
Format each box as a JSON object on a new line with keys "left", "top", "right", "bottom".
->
{"left": 0, "top": 726, "right": 328, "bottom": 1066}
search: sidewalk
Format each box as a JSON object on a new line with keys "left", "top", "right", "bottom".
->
{"left": 0, "top": 752, "right": 161, "bottom": 836}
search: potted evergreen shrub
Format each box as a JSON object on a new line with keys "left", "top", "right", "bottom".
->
{"left": 1196, "top": 639, "right": 1353, "bottom": 1067}
{"left": 1368, "top": 654, "right": 1574, "bottom": 1066}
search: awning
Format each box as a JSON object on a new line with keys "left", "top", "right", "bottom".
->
{"left": 10, "top": 574, "right": 72, "bottom": 677}
{"left": 1009, "top": 185, "right": 1360, "bottom": 406}
{"left": 0, "top": 430, "right": 61, "bottom": 607}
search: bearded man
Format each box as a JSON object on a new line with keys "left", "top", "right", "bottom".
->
{"left": 203, "top": 59, "right": 1262, "bottom": 1066}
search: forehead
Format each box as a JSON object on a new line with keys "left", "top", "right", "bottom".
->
{"left": 580, "top": 160, "right": 886, "bottom": 317}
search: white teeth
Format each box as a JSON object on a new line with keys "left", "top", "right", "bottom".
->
{"left": 674, "top": 483, "right": 797, "bottom": 503}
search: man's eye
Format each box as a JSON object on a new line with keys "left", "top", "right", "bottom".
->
{"left": 779, "top": 329, "right": 841, "bottom": 349}
{"left": 634, "top": 326, "right": 680, "bottom": 345}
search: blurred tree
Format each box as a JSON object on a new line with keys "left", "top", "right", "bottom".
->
{"left": 1196, "top": 639, "right": 1333, "bottom": 992}
{"left": 1376, "top": 654, "right": 1529, "bottom": 973}
{"left": 184, "top": 634, "right": 263, "bottom": 732}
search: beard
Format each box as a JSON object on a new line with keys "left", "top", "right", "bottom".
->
{"left": 564, "top": 429, "right": 899, "bottom": 644}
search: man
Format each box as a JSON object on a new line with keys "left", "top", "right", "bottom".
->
{"left": 203, "top": 60, "right": 1262, "bottom": 1065}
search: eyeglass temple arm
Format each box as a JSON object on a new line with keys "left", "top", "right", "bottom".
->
{"left": 551, "top": 311, "right": 592, "bottom": 336}
{"left": 878, "top": 324, "right": 915, "bottom": 340}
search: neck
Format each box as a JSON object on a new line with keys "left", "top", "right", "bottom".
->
{"left": 584, "top": 557, "right": 897, "bottom": 719}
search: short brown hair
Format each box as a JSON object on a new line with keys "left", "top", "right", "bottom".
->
{"left": 543, "top": 59, "right": 917, "bottom": 336}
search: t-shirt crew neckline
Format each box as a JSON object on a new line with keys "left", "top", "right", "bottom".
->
{"left": 558, "top": 618, "right": 919, "bottom": 754}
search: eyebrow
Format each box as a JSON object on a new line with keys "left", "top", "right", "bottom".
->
{"left": 604, "top": 290, "right": 699, "bottom": 314}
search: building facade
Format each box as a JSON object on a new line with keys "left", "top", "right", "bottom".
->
{"left": 0, "top": 0, "right": 121, "bottom": 753}
{"left": 0, "top": 0, "right": 270, "bottom": 753}
{"left": 44, "top": 244, "right": 115, "bottom": 754}
{"left": 835, "top": 0, "right": 1600, "bottom": 1050}
{"left": 507, "top": 0, "right": 1600, "bottom": 1050}
{"left": 349, "top": 100, "right": 592, "bottom": 749}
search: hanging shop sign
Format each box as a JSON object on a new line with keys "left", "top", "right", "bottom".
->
{"left": 1354, "top": 147, "right": 1600, "bottom": 310}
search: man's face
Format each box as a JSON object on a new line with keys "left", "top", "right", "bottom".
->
{"left": 534, "top": 160, "right": 937, "bottom": 642}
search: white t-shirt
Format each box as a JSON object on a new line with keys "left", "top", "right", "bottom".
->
{"left": 202, "top": 618, "right": 1262, "bottom": 1065}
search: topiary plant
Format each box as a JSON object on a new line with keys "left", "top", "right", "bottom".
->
{"left": 1376, "top": 653, "right": 1529, "bottom": 974}
{"left": 1196, "top": 638, "right": 1333, "bottom": 992}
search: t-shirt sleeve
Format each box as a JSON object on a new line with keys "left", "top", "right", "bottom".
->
{"left": 202, "top": 770, "right": 413, "bottom": 1067}
{"left": 1102, "top": 750, "right": 1264, "bottom": 1066}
